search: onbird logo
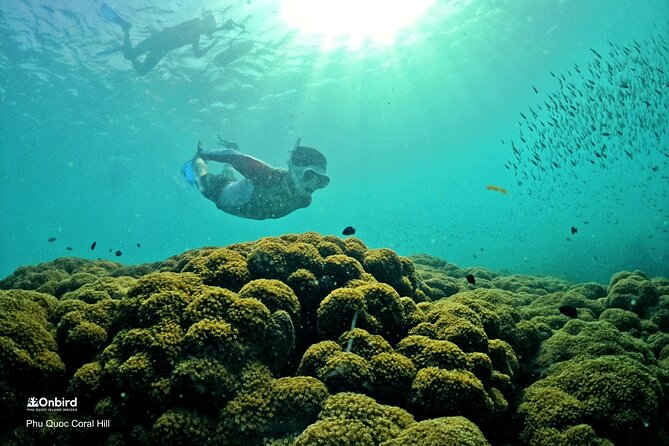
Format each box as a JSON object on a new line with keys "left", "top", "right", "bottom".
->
{"left": 26, "top": 397, "right": 77, "bottom": 412}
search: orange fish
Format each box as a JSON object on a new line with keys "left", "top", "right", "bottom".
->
{"left": 486, "top": 185, "right": 508, "bottom": 194}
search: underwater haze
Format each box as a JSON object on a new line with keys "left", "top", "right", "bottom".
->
{"left": 1, "top": 0, "right": 668, "bottom": 284}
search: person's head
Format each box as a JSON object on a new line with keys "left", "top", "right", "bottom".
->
{"left": 288, "top": 146, "right": 330, "bottom": 195}
{"left": 201, "top": 11, "right": 217, "bottom": 36}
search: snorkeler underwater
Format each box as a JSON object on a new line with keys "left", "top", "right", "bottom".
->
{"left": 1, "top": 1, "right": 668, "bottom": 445}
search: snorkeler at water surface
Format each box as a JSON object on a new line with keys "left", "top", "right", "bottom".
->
{"left": 181, "top": 136, "right": 330, "bottom": 220}
{"left": 99, "top": 3, "right": 244, "bottom": 75}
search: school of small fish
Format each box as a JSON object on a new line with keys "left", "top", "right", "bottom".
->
{"left": 505, "top": 31, "right": 669, "bottom": 206}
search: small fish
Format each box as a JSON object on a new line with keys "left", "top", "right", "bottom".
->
{"left": 115, "top": 250, "right": 122, "bottom": 257}
{"left": 571, "top": 226, "right": 578, "bottom": 235}
{"left": 48, "top": 237, "right": 57, "bottom": 242}
{"left": 465, "top": 274, "right": 475, "bottom": 285}
{"left": 342, "top": 226, "right": 356, "bottom": 236}
{"left": 532, "top": 85, "right": 538, "bottom": 94}
{"left": 589, "top": 48, "right": 602, "bottom": 59}
{"left": 558, "top": 304, "right": 578, "bottom": 318}
{"left": 136, "top": 243, "right": 141, "bottom": 248}
{"left": 90, "top": 241, "right": 97, "bottom": 250}
{"left": 66, "top": 247, "right": 73, "bottom": 251}
{"left": 486, "top": 185, "right": 508, "bottom": 194}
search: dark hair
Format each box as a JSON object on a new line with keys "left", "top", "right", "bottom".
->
{"left": 290, "top": 146, "right": 327, "bottom": 169}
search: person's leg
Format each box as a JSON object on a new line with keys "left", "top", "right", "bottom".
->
{"left": 192, "top": 157, "right": 208, "bottom": 190}
{"left": 198, "top": 173, "right": 231, "bottom": 203}
{"left": 182, "top": 145, "right": 229, "bottom": 203}
{"left": 200, "top": 148, "right": 277, "bottom": 183}
{"left": 131, "top": 51, "right": 163, "bottom": 76}
{"left": 122, "top": 28, "right": 135, "bottom": 60}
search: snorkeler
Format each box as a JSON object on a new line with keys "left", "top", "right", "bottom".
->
{"left": 181, "top": 136, "right": 330, "bottom": 220}
{"left": 99, "top": 3, "right": 243, "bottom": 76}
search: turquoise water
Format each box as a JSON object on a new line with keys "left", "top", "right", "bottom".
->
{"left": 1, "top": 0, "right": 667, "bottom": 284}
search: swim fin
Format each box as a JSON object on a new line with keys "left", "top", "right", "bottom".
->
{"left": 101, "top": 3, "right": 132, "bottom": 31}
{"left": 180, "top": 159, "right": 197, "bottom": 186}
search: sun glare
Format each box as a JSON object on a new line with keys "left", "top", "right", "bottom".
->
{"left": 281, "top": 0, "right": 436, "bottom": 47}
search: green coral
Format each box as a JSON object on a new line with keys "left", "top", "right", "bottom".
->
{"left": 266, "top": 376, "right": 329, "bottom": 435}
{"left": 169, "top": 357, "right": 237, "bottom": 412}
{"left": 317, "top": 351, "right": 374, "bottom": 394}
{"left": 516, "top": 386, "right": 584, "bottom": 443}
{"left": 247, "top": 238, "right": 324, "bottom": 282}
{"left": 61, "top": 276, "right": 136, "bottom": 304}
{"left": 535, "top": 319, "right": 655, "bottom": 370}
{"left": 3, "top": 232, "right": 669, "bottom": 446}
{"left": 598, "top": 308, "right": 641, "bottom": 334}
{"left": 487, "top": 339, "right": 519, "bottom": 378}
{"left": 239, "top": 279, "right": 300, "bottom": 325}
{"left": 649, "top": 295, "right": 669, "bottom": 332}
{"left": 183, "top": 319, "right": 245, "bottom": 366}
{"left": 183, "top": 286, "right": 237, "bottom": 324}
{"left": 152, "top": 409, "right": 212, "bottom": 446}
{"left": 69, "top": 361, "right": 103, "bottom": 410}
{"left": 410, "top": 367, "right": 493, "bottom": 424}
{"left": 356, "top": 282, "right": 406, "bottom": 343}
{"left": 370, "top": 352, "right": 417, "bottom": 405}
{"left": 447, "top": 293, "right": 502, "bottom": 340}
{"left": 381, "top": 416, "right": 490, "bottom": 446}
{"left": 317, "top": 287, "right": 366, "bottom": 340}
{"left": 322, "top": 254, "right": 365, "bottom": 288}
{"left": 423, "top": 276, "right": 461, "bottom": 298}
{"left": 337, "top": 328, "right": 393, "bottom": 359}
{"left": 396, "top": 335, "right": 471, "bottom": 371}
{"left": 297, "top": 340, "right": 342, "bottom": 377}
{"left": 0, "top": 291, "right": 65, "bottom": 428}
{"left": 217, "top": 368, "right": 328, "bottom": 445}
{"left": 529, "top": 355, "right": 663, "bottom": 444}
{"left": 607, "top": 271, "right": 659, "bottom": 315}
{"left": 362, "top": 248, "right": 417, "bottom": 296}
{"left": 180, "top": 247, "right": 250, "bottom": 291}
{"left": 314, "top": 392, "right": 415, "bottom": 444}
{"left": 294, "top": 419, "right": 374, "bottom": 446}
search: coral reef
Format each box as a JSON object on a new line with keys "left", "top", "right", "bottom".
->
{"left": 1, "top": 234, "right": 667, "bottom": 445}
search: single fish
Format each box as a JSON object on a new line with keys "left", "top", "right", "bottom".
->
{"left": 486, "top": 185, "right": 508, "bottom": 194}
{"left": 342, "top": 226, "right": 356, "bottom": 236}
{"left": 558, "top": 304, "right": 578, "bottom": 318}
